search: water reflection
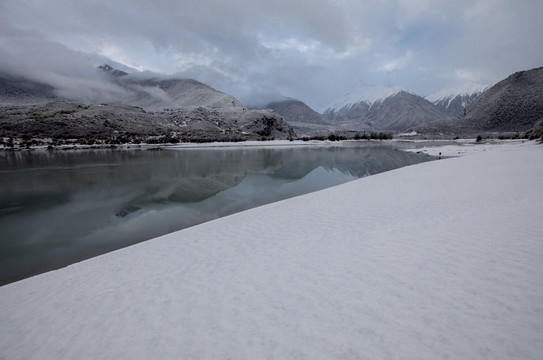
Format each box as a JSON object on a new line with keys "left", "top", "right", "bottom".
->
{"left": 0, "top": 143, "right": 431, "bottom": 284}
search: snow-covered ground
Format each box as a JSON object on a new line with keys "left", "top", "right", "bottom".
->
{"left": 1, "top": 141, "right": 542, "bottom": 360}
{"left": 168, "top": 139, "right": 329, "bottom": 148}
{"left": 403, "top": 139, "right": 532, "bottom": 157}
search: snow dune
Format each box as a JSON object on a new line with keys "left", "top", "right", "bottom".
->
{"left": 1, "top": 141, "right": 542, "bottom": 360}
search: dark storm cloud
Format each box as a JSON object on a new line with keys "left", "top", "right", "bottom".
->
{"left": 1, "top": 0, "right": 542, "bottom": 110}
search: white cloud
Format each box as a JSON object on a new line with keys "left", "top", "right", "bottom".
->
{"left": 376, "top": 51, "right": 414, "bottom": 73}
{"left": 261, "top": 38, "right": 320, "bottom": 54}
{"left": 0, "top": 0, "right": 542, "bottom": 110}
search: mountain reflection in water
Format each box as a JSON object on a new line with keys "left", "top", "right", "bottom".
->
{"left": 0, "top": 143, "right": 432, "bottom": 285}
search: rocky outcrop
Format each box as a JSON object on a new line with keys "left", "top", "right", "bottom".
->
{"left": 522, "top": 117, "right": 543, "bottom": 140}
{"left": 0, "top": 101, "right": 294, "bottom": 143}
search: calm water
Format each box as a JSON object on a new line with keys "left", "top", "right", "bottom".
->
{"left": 0, "top": 142, "right": 432, "bottom": 285}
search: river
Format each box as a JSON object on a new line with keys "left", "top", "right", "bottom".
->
{"left": 0, "top": 141, "right": 433, "bottom": 285}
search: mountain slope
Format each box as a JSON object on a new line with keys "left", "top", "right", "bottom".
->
{"left": 426, "top": 82, "right": 488, "bottom": 117}
{"left": 324, "top": 83, "right": 406, "bottom": 114}
{"left": 265, "top": 99, "right": 329, "bottom": 125}
{"left": 364, "top": 91, "right": 451, "bottom": 131}
{"left": 416, "top": 67, "right": 543, "bottom": 134}
{"left": 117, "top": 77, "right": 245, "bottom": 110}
{"left": 0, "top": 74, "right": 57, "bottom": 103}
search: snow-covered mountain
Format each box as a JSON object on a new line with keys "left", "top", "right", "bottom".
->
{"left": 95, "top": 65, "right": 245, "bottom": 110}
{"left": 426, "top": 82, "right": 489, "bottom": 117}
{"left": 118, "top": 77, "right": 245, "bottom": 110}
{"left": 0, "top": 63, "right": 246, "bottom": 111}
{"left": 416, "top": 67, "right": 543, "bottom": 134}
{"left": 324, "top": 83, "right": 407, "bottom": 114}
{"left": 323, "top": 83, "right": 450, "bottom": 132}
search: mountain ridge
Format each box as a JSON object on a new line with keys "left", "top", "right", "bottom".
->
{"left": 264, "top": 98, "right": 329, "bottom": 125}
{"left": 323, "top": 86, "right": 451, "bottom": 132}
{"left": 324, "top": 83, "right": 409, "bottom": 114}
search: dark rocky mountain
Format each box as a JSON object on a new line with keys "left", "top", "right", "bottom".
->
{"left": 98, "top": 64, "right": 128, "bottom": 77}
{"left": 264, "top": 99, "right": 329, "bottom": 125}
{"left": 416, "top": 67, "right": 543, "bottom": 134}
{"left": 324, "top": 85, "right": 451, "bottom": 132}
{"left": 0, "top": 65, "right": 295, "bottom": 142}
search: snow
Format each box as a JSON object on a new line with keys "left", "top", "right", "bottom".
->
{"left": 425, "top": 81, "right": 489, "bottom": 103}
{"left": 168, "top": 139, "right": 329, "bottom": 148}
{"left": 1, "top": 141, "right": 542, "bottom": 360}
{"left": 403, "top": 139, "right": 530, "bottom": 157}
{"left": 397, "top": 130, "right": 418, "bottom": 136}
{"left": 325, "top": 83, "right": 408, "bottom": 112}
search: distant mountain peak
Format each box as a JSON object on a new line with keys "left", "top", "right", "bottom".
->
{"left": 325, "top": 83, "right": 410, "bottom": 113}
{"left": 98, "top": 64, "right": 113, "bottom": 71}
{"left": 425, "top": 81, "right": 489, "bottom": 103}
{"left": 263, "top": 98, "right": 329, "bottom": 125}
{"left": 98, "top": 64, "right": 128, "bottom": 77}
{"left": 425, "top": 81, "right": 489, "bottom": 117}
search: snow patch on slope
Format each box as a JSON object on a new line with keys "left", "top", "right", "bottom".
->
{"left": 426, "top": 82, "right": 489, "bottom": 103}
{"left": 325, "top": 83, "right": 408, "bottom": 112}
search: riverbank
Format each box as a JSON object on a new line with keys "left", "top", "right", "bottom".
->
{"left": 0, "top": 138, "right": 372, "bottom": 151}
{"left": 1, "top": 140, "right": 542, "bottom": 359}
{"left": 2, "top": 136, "right": 532, "bottom": 152}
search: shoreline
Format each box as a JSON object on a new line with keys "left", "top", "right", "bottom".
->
{"left": 4, "top": 136, "right": 536, "bottom": 153}
{"left": 1, "top": 137, "right": 482, "bottom": 152}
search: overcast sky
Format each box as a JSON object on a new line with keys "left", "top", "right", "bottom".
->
{"left": 1, "top": 0, "right": 542, "bottom": 110}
